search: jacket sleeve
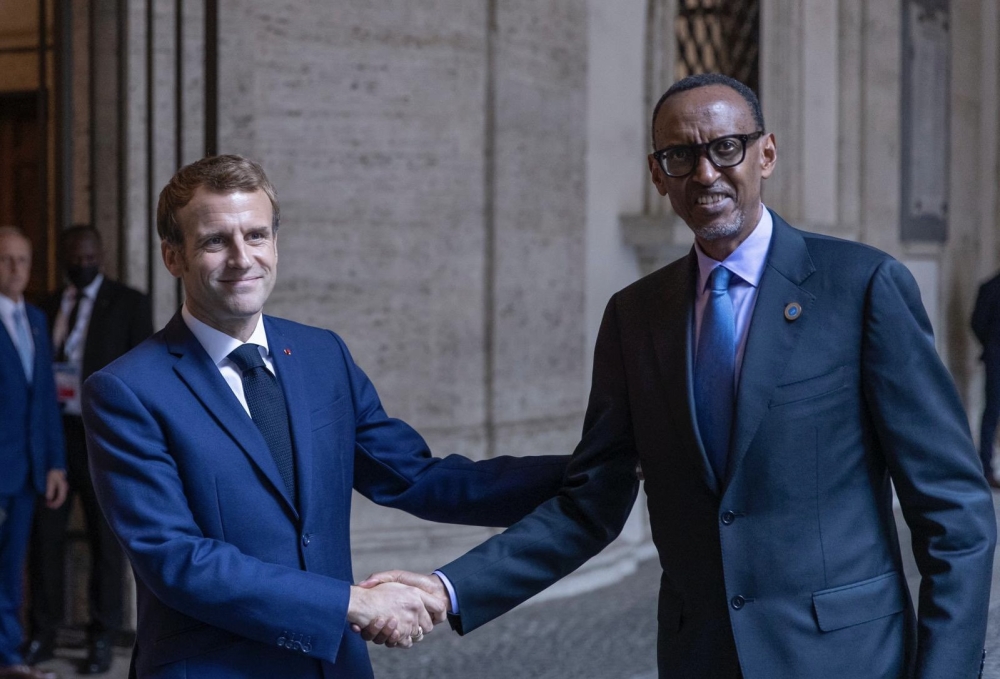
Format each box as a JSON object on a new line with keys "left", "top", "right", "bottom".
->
{"left": 340, "top": 331, "right": 570, "bottom": 528}
{"left": 862, "top": 259, "right": 997, "bottom": 679}
{"left": 434, "top": 296, "right": 640, "bottom": 633}
{"left": 83, "top": 370, "right": 353, "bottom": 665}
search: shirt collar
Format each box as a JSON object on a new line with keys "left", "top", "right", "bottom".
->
{"left": 181, "top": 304, "right": 270, "bottom": 367}
{"left": 695, "top": 204, "right": 773, "bottom": 292}
{"left": 0, "top": 293, "right": 25, "bottom": 316}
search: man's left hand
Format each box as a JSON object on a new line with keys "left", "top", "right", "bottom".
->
{"left": 45, "top": 469, "right": 69, "bottom": 509}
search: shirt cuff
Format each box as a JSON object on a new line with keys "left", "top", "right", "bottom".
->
{"left": 433, "top": 570, "right": 459, "bottom": 615}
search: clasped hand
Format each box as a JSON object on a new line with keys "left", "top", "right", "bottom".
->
{"left": 347, "top": 571, "right": 449, "bottom": 649}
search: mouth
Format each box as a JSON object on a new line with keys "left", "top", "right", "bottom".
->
{"left": 220, "top": 276, "right": 261, "bottom": 286}
{"left": 693, "top": 193, "right": 731, "bottom": 207}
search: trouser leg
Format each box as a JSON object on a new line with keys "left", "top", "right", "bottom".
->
{"left": 0, "top": 490, "right": 37, "bottom": 665}
{"left": 979, "top": 361, "right": 1000, "bottom": 477}
{"left": 65, "top": 415, "right": 124, "bottom": 637}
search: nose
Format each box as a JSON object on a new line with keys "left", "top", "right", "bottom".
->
{"left": 690, "top": 152, "right": 721, "bottom": 185}
{"left": 227, "top": 241, "right": 251, "bottom": 269}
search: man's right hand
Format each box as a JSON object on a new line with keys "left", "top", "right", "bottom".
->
{"left": 347, "top": 582, "right": 444, "bottom": 649}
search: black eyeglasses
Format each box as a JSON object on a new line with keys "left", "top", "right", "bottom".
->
{"left": 652, "top": 131, "right": 765, "bottom": 178}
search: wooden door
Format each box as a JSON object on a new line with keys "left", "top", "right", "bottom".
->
{"left": 0, "top": 91, "right": 47, "bottom": 300}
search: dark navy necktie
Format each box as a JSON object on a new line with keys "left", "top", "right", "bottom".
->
{"left": 695, "top": 265, "right": 736, "bottom": 482}
{"left": 228, "top": 343, "right": 297, "bottom": 505}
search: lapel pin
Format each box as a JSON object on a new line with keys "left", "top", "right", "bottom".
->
{"left": 284, "top": 348, "right": 292, "bottom": 356}
{"left": 784, "top": 302, "right": 802, "bottom": 321}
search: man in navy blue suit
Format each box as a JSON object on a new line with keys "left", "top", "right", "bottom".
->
{"left": 0, "top": 227, "right": 68, "bottom": 679}
{"left": 82, "top": 155, "right": 567, "bottom": 678}
{"left": 362, "top": 75, "right": 997, "bottom": 679}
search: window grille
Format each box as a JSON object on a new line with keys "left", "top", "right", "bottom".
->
{"left": 675, "top": 0, "right": 759, "bottom": 93}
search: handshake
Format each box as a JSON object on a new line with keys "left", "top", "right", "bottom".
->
{"left": 347, "top": 570, "right": 449, "bottom": 649}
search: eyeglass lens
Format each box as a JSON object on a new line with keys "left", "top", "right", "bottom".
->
{"left": 661, "top": 136, "right": 747, "bottom": 176}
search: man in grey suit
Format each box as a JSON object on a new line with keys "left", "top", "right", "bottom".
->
{"left": 360, "top": 74, "right": 997, "bottom": 679}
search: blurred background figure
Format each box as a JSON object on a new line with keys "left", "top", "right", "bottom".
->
{"left": 972, "top": 272, "right": 1000, "bottom": 489}
{"left": 23, "top": 226, "right": 151, "bottom": 675}
{"left": 0, "top": 226, "right": 68, "bottom": 679}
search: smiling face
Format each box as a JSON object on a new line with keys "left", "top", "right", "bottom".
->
{"left": 648, "top": 84, "right": 776, "bottom": 260}
{"left": 162, "top": 187, "right": 278, "bottom": 341}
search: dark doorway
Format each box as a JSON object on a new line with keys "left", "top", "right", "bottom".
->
{"left": 0, "top": 91, "right": 48, "bottom": 300}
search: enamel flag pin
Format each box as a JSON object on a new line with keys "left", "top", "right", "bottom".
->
{"left": 284, "top": 348, "right": 292, "bottom": 356}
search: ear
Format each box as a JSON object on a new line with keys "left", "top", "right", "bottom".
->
{"left": 161, "top": 240, "right": 183, "bottom": 279}
{"left": 647, "top": 154, "right": 669, "bottom": 196}
{"left": 759, "top": 132, "right": 777, "bottom": 179}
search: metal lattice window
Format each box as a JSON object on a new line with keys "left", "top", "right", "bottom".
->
{"left": 675, "top": 0, "right": 760, "bottom": 93}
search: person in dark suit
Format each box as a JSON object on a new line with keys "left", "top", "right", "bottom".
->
{"left": 81, "top": 155, "right": 568, "bottom": 678}
{"left": 971, "top": 272, "right": 1000, "bottom": 489}
{"left": 23, "top": 225, "right": 153, "bottom": 673}
{"left": 360, "top": 74, "right": 997, "bottom": 679}
{"left": 0, "top": 226, "right": 68, "bottom": 679}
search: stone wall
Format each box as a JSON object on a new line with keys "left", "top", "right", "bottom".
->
{"left": 211, "top": 1, "right": 591, "bottom": 571}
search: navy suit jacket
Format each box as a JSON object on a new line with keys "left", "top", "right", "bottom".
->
{"left": 0, "top": 302, "right": 65, "bottom": 496}
{"left": 439, "top": 212, "right": 997, "bottom": 679}
{"left": 83, "top": 313, "right": 567, "bottom": 678}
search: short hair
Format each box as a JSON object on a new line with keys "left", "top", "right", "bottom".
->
{"left": 651, "top": 73, "right": 765, "bottom": 147}
{"left": 61, "top": 224, "right": 102, "bottom": 250}
{"left": 156, "top": 154, "right": 280, "bottom": 246}
{"left": 0, "top": 225, "right": 31, "bottom": 247}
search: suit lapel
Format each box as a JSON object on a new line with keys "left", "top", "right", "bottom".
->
{"left": 725, "top": 213, "right": 816, "bottom": 487}
{"left": 649, "top": 251, "right": 722, "bottom": 494}
{"left": 0, "top": 318, "right": 28, "bottom": 390}
{"left": 26, "top": 306, "right": 49, "bottom": 386}
{"left": 264, "top": 318, "right": 314, "bottom": 522}
{"left": 165, "top": 313, "right": 299, "bottom": 518}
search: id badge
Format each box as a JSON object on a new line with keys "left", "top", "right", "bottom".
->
{"left": 54, "top": 362, "right": 82, "bottom": 413}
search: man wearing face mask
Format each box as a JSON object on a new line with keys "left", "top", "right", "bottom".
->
{"left": 23, "top": 225, "right": 152, "bottom": 675}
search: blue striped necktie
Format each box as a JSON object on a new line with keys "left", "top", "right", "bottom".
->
{"left": 695, "top": 265, "right": 736, "bottom": 482}
{"left": 228, "top": 343, "right": 297, "bottom": 505}
{"left": 13, "top": 305, "right": 34, "bottom": 383}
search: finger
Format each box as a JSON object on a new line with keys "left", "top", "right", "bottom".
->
{"left": 371, "top": 618, "right": 399, "bottom": 646}
{"left": 416, "top": 605, "right": 434, "bottom": 634}
{"left": 360, "top": 618, "right": 385, "bottom": 642}
{"left": 418, "top": 590, "right": 447, "bottom": 624}
{"left": 358, "top": 570, "right": 403, "bottom": 588}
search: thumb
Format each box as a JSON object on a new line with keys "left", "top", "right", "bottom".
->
{"left": 358, "top": 570, "right": 402, "bottom": 588}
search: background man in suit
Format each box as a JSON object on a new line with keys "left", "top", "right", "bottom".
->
{"left": 971, "top": 272, "right": 1000, "bottom": 488}
{"left": 82, "top": 155, "right": 568, "bottom": 678}
{"left": 23, "top": 225, "right": 153, "bottom": 674}
{"left": 0, "top": 227, "right": 68, "bottom": 679}
{"left": 361, "top": 74, "right": 998, "bottom": 679}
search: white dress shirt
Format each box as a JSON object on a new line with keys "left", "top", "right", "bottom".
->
{"left": 181, "top": 305, "right": 274, "bottom": 416}
{"left": 0, "top": 292, "right": 34, "bottom": 365}
{"left": 53, "top": 273, "right": 105, "bottom": 365}
{"left": 693, "top": 205, "right": 773, "bottom": 389}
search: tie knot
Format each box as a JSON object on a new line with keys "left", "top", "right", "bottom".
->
{"left": 708, "top": 265, "right": 732, "bottom": 292}
{"left": 228, "top": 343, "right": 266, "bottom": 373}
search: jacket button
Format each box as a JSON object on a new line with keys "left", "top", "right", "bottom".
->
{"left": 301, "top": 533, "right": 311, "bottom": 546}
{"left": 721, "top": 511, "right": 736, "bottom": 525}
{"left": 731, "top": 595, "right": 745, "bottom": 610}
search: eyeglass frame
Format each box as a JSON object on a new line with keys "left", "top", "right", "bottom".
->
{"left": 651, "top": 130, "right": 766, "bottom": 178}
